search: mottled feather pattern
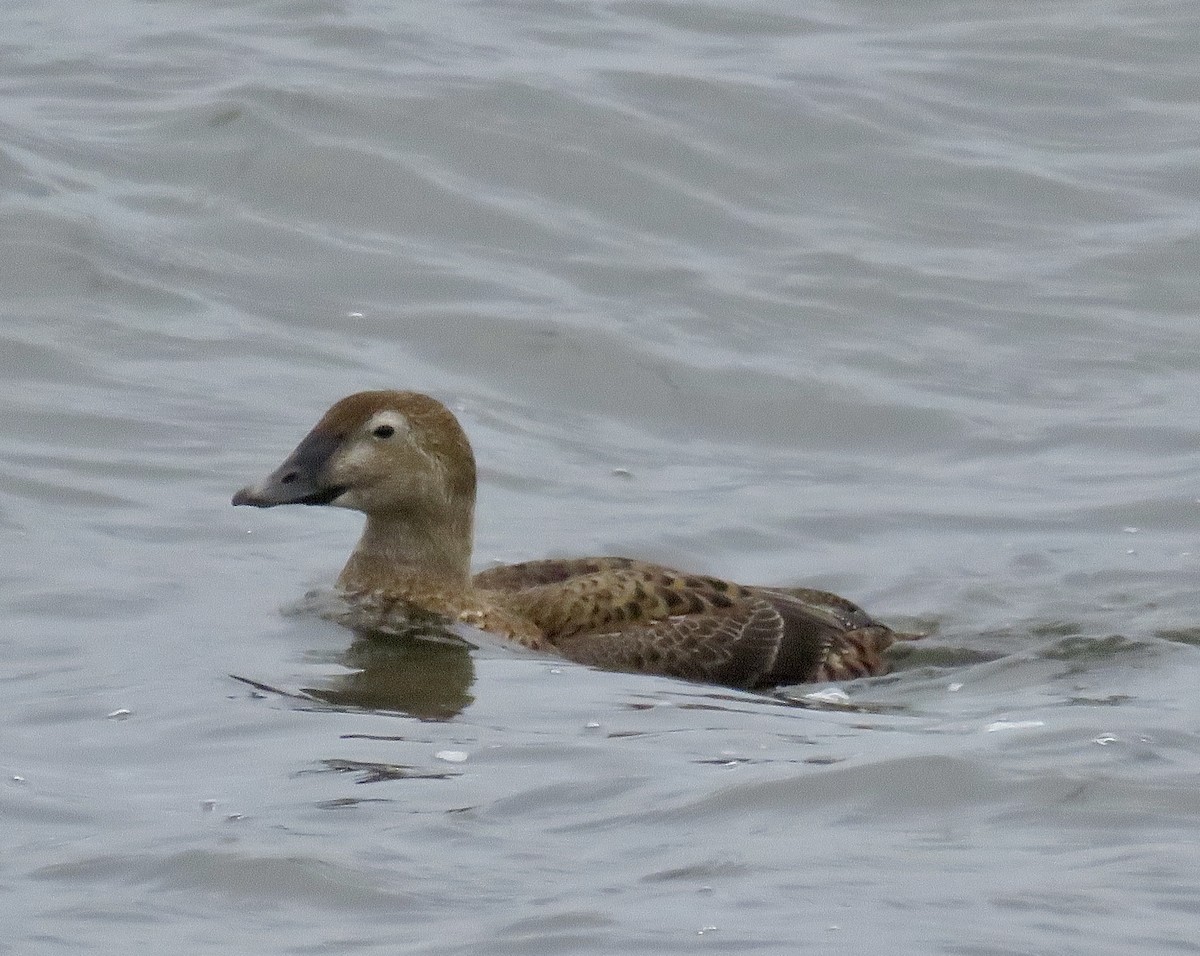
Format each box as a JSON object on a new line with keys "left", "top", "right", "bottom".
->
{"left": 337, "top": 578, "right": 547, "bottom": 647}
{"left": 495, "top": 563, "right": 755, "bottom": 640}
{"left": 477, "top": 557, "right": 903, "bottom": 688}
{"left": 556, "top": 599, "right": 784, "bottom": 688}
{"left": 472, "top": 557, "right": 630, "bottom": 591}
{"left": 234, "top": 391, "right": 919, "bottom": 689}
{"left": 811, "top": 626, "right": 895, "bottom": 682}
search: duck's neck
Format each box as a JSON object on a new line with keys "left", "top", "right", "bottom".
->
{"left": 337, "top": 508, "right": 473, "bottom": 595}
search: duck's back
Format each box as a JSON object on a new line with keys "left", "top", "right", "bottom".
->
{"left": 473, "top": 557, "right": 903, "bottom": 688}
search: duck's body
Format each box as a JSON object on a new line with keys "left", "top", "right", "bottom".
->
{"left": 233, "top": 390, "right": 910, "bottom": 689}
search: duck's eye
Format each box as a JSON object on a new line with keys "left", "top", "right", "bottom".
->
{"left": 372, "top": 424, "right": 395, "bottom": 439}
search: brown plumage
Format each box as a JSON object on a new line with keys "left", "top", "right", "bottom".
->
{"left": 233, "top": 390, "right": 914, "bottom": 689}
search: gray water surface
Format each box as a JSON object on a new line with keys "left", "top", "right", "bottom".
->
{"left": 4, "top": 0, "right": 1200, "bottom": 953}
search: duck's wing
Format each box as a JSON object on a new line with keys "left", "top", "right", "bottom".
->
{"left": 554, "top": 598, "right": 785, "bottom": 688}
{"left": 496, "top": 565, "right": 894, "bottom": 687}
{"left": 749, "top": 591, "right": 893, "bottom": 684}
{"left": 478, "top": 561, "right": 890, "bottom": 631}
{"left": 497, "top": 563, "right": 753, "bottom": 638}
{"left": 765, "top": 587, "right": 925, "bottom": 645}
{"left": 765, "top": 586, "right": 877, "bottom": 628}
{"left": 805, "top": 623, "right": 898, "bottom": 683}
{"left": 472, "top": 557, "right": 643, "bottom": 592}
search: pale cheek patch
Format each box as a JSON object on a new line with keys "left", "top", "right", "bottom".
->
{"left": 332, "top": 410, "right": 413, "bottom": 478}
{"left": 336, "top": 443, "right": 377, "bottom": 472}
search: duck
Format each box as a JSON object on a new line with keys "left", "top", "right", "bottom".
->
{"left": 232, "top": 390, "right": 913, "bottom": 689}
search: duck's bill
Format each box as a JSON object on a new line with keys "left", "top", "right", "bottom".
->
{"left": 231, "top": 479, "right": 346, "bottom": 507}
{"left": 231, "top": 429, "right": 345, "bottom": 508}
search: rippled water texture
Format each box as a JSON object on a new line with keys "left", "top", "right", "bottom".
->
{"left": 4, "top": 0, "right": 1200, "bottom": 953}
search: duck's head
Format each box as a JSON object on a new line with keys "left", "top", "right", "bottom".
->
{"left": 232, "top": 390, "right": 476, "bottom": 524}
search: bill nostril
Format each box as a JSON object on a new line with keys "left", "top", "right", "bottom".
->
{"left": 280, "top": 471, "right": 298, "bottom": 485}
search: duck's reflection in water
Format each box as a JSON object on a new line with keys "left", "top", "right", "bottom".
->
{"left": 304, "top": 626, "right": 475, "bottom": 720}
